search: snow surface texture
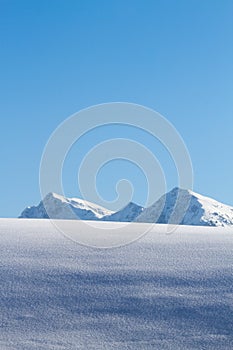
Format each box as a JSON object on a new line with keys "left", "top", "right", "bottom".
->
{"left": 0, "top": 218, "right": 233, "bottom": 349}
{"left": 19, "top": 188, "right": 233, "bottom": 227}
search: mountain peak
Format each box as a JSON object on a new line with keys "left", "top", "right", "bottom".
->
{"left": 169, "top": 187, "right": 194, "bottom": 195}
{"left": 44, "top": 192, "right": 66, "bottom": 201}
{"left": 137, "top": 187, "right": 233, "bottom": 226}
{"left": 20, "top": 193, "right": 113, "bottom": 220}
{"left": 103, "top": 201, "right": 144, "bottom": 222}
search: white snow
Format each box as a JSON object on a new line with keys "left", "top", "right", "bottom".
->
{"left": 0, "top": 218, "right": 233, "bottom": 349}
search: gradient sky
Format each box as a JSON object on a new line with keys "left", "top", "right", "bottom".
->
{"left": 0, "top": 0, "right": 233, "bottom": 217}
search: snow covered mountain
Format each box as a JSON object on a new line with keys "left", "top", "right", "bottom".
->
{"left": 136, "top": 187, "right": 233, "bottom": 226}
{"left": 19, "top": 193, "right": 143, "bottom": 222}
{"left": 19, "top": 192, "right": 113, "bottom": 220}
{"left": 103, "top": 202, "right": 144, "bottom": 222}
{"left": 19, "top": 188, "right": 233, "bottom": 226}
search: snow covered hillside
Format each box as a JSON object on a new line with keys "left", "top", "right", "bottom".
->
{"left": 19, "top": 192, "right": 113, "bottom": 220}
{"left": 0, "top": 219, "right": 233, "bottom": 349}
{"left": 137, "top": 187, "right": 233, "bottom": 226}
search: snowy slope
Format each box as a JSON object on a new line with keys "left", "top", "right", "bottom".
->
{"left": 137, "top": 187, "right": 233, "bottom": 226}
{"left": 0, "top": 218, "right": 233, "bottom": 350}
{"left": 103, "top": 202, "right": 144, "bottom": 222}
{"left": 19, "top": 192, "right": 113, "bottom": 220}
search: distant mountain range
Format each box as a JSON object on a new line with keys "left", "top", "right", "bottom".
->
{"left": 19, "top": 188, "right": 233, "bottom": 226}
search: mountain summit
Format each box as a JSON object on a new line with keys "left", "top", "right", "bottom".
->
{"left": 103, "top": 202, "right": 144, "bottom": 222}
{"left": 136, "top": 187, "right": 233, "bottom": 226}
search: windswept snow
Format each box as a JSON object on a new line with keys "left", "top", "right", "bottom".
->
{"left": 0, "top": 218, "right": 233, "bottom": 349}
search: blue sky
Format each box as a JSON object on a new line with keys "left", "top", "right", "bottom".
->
{"left": 0, "top": 0, "right": 232, "bottom": 217}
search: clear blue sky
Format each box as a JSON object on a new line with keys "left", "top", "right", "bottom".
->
{"left": 0, "top": 0, "right": 232, "bottom": 217}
